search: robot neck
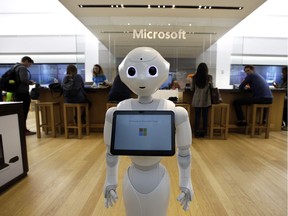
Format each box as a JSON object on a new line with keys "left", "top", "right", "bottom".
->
{"left": 138, "top": 95, "right": 153, "bottom": 104}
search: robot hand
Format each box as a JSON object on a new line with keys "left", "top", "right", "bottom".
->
{"left": 177, "top": 187, "right": 194, "bottom": 211}
{"left": 104, "top": 185, "right": 118, "bottom": 208}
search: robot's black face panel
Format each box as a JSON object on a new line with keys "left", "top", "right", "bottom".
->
{"left": 126, "top": 65, "right": 158, "bottom": 78}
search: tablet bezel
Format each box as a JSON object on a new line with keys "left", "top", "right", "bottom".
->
{"left": 110, "top": 110, "right": 175, "bottom": 156}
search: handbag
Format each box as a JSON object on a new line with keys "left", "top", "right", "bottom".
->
{"left": 210, "top": 87, "right": 222, "bottom": 104}
{"left": 48, "top": 83, "right": 63, "bottom": 98}
{"left": 30, "top": 83, "right": 41, "bottom": 100}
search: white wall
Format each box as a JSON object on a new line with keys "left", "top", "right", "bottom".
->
{"left": 0, "top": 0, "right": 102, "bottom": 82}
{"left": 215, "top": 0, "right": 288, "bottom": 89}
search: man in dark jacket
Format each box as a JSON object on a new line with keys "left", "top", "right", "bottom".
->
{"left": 14, "top": 56, "right": 36, "bottom": 135}
{"left": 233, "top": 65, "right": 273, "bottom": 126}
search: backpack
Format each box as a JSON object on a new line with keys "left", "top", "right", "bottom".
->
{"left": 0, "top": 64, "right": 21, "bottom": 92}
{"left": 62, "top": 77, "right": 79, "bottom": 97}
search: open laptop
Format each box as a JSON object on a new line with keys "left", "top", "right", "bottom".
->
{"left": 111, "top": 110, "right": 175, "bottom": 156}
{"left": 0, "top": 134, "right": 9, "bottom": 170}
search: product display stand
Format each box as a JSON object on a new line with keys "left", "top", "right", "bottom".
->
{"left": 0, "top": 102, "right": 29, "bottom": 193}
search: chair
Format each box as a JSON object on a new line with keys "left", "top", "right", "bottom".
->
{"left": 63, "top": 103, "right": 90, "bottom": 139}
{"left": 245, "top": 104, "right": 272, "bottom": 138}
{"left": 35, "top": 102, "right": 61, "bottom": 138}
{"left": 209, "top": 103, "right": 230, "bottom": 139}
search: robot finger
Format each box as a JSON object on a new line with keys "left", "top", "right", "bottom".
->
{"left": 104, "top": 198, "right": 110, "bottom": 208}
{"left": 177, "top": 192, "right": 185, "bottom": 202}
{"left": 107, "top": 198, "right": 114, "bottom": 207}
{"left": 183, "top": 201, "right": 190, "bottom": 211}
{"left": 110, "top": 190, "right": 118, "bottom": 203}
{"left": 180, "top": 197, "right": 186, "bottom": 206}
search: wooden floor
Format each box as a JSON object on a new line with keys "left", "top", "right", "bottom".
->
{"left": 0, "top": 111, "right": 287, "bottom": 216}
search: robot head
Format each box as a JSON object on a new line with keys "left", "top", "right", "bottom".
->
{"left": 118, "top": 47, "right": 170, "bottom": 97}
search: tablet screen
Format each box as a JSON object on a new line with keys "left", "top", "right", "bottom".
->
{"left": 111, "top": 110, "right": 175, "bottom": 156}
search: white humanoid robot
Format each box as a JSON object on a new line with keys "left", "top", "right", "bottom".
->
{"left": 103, "top": 47, "right": 194, "bottom": 216}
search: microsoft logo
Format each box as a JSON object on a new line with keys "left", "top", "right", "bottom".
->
{"left": 139, "top": 128, "right": 147, "bottom": 136}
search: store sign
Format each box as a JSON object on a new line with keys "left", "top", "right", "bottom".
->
{"left": 133, "top": 29, "right": 186, "bottom": 40}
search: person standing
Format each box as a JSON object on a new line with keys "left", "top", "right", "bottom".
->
{"left": 62, "top": 64, "right": 92, "bottom": 124}
{"left": 92, "top": 64, "right": 108, "bottom": 86}
{"left": 14, "top": 56, "right": 36, "bottom": 136}
{"left": 108, "top": 73, "right": 132, "bottom": 102}
{"left": 191, "top": 62, "right": 213, "bottom": 138}
{"left": 273, "top": 66, "right": 287, "bottom": 129}
{"left": 233, "top": 65, "right": 273, "bottom": 126}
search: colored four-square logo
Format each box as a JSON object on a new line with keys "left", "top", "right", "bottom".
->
{"left": 139, "top": 128, "right": 147, "bottom": 136}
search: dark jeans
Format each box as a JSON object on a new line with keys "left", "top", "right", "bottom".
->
{"left": 233, "top": 97, "right": 273, "bottom": 121}
{"left": 194, "top": 107, "right": 209, "bottom": 132}
{"left": 73, "top": 98, "right": 92, "bottom": 118}
{"left": 14, "top": 92, "right": 31, "bottom": 130}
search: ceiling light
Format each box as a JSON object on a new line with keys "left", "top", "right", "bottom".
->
{"left": 78, "top": 4, "right": 244, "bottom": 11}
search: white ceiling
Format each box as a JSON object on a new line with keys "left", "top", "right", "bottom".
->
{"left": 58, "top": 0, "right": 266, "bottom": 59}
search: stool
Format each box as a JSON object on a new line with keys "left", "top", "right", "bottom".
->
{"left": 209, "top": 103, "right": 230, "bottom": 139}
{"left": 63, "top": 103, "right": 90, "bottom": 139}
{"left": 30, "top": 99, "right": 39, "bottom": 111}
{"left": 35, "top": 102, "right": 61, "bottom": 138}
{"left": 245, "top": 104, "right": 272, "bottom": 138}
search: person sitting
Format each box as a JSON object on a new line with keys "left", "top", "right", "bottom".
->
{"left": 62, "top": 64, "right": 92, "bottom": 123}
{"left": 92, "top": 64, "right": 109, "bottom": 86}
{"left": 233, "top": 65, "right": 273, "bottom": 126}
{"left": 108, "top": 74, "right": 132, "bottom": 102}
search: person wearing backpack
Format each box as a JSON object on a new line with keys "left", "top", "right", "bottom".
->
{"left": 13, "top": 56, "right": 36, "bottom": 136}
{"left": 62, "top": 64, "right": 92, "bottom": 124}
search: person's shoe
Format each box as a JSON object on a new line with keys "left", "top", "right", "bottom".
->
{"left": 236, "top": 120, "right": 248, "bottom": 127}
{"left": 200, "top": 130, "right": 207, "bottom": 137}
{"left": 25, "top": 129, "right": 36, "bottom": 136}
{"left": 195, "top": 131, "right": 201, "bottom": 138}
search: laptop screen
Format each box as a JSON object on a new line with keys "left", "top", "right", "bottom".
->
{"left": 111, "top": 110, "right": 175, "bottom": 156}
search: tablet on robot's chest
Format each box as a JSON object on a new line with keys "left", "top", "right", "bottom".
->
{"left": 111, "top": 110, "right": 175, "bottom": 156}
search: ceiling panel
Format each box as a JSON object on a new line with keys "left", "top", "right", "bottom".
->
{"left": 59, "top": 0, "right": 266, "bottom": 58}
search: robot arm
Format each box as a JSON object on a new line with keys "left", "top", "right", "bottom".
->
{"left": 175, "top": 107, "right": 194, "bottom": 211}
{"left": 103, "top": 107, "right": 119, "bottom": 208}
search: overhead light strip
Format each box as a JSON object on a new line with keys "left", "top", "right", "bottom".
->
{"left": 79, "top": 4, "right": 243, "bottom": 10}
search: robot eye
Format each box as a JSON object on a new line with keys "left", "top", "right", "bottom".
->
{"left": 127, "top": 67, "right": 137, "bottom": 78}
{"left": 147, "top": 66, "right": 158, "bottom": 77}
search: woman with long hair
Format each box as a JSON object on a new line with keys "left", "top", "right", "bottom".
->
{"left": 92, "top": 64, "right": 107, "bottom": 86}
{"left": 191, "top": 62, "right": 213, "bottom": 137}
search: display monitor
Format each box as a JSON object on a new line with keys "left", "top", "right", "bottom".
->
{"left": 111, "top": 110, "right": 175, "bottom": 156}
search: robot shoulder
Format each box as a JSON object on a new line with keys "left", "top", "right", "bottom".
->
{"left": 117, "top": 98, "right": 134, "bottom": 110}
{"left": 174, "top": 106, "right": 189, "bottom": 125}
{"left": 105, "top": 106, "right": 117, "bottom": 123}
